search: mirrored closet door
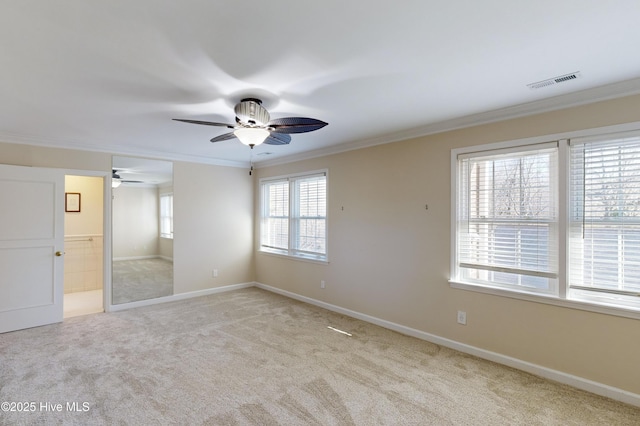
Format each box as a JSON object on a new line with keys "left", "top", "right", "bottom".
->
{"left": 111, "top": 156, "right": 173, "bottom": 304}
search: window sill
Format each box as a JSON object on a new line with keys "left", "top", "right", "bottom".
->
{"left": 258, "top": 249, "right": 329, "bottom": 265}
{"left": 449, "top": 279, "right": 640, "bottom": 321}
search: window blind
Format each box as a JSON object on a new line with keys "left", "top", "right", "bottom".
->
{"left": 160, "top": 193, "right": 173, "bottom": 238}
{"left": 569, "top": 136, "right": 640, "bottom": 296}
{"left": 457, "top": 144, "right": 558, "bottom": 290}
{"left": 292, "top": 174, "right": 327, "bottom": 256}
{"left": 261, "top": 180, "right": 289, "bottom": 250}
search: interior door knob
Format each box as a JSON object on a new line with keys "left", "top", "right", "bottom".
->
{"left": 55, "top": 251, "right": 64, "bottom": 256}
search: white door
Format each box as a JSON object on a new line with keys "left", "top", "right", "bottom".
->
{"left": 0, "top": 164, "right": 65, "bottom": 333}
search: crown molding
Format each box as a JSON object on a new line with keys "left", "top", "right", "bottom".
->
{"left": 256, "top": 77, "right": 640, "bottom": 168}
{"left": 0, "top": 131, "right": 248, "bottom": 169}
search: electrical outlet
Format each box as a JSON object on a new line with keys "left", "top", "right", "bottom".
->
{"left": 321, "top": 280, "right": 325, "bottom": 289}
{"left": 213, "top": 269, "right": 218, "bottom": 278}
{"left": 457, "top": 310, "right": 467, "bottom": 325}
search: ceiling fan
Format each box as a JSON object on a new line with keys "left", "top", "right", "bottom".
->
{"left": 173, "top": 98, "right": 328, "bottom": 148}
{"left": 112, "top": 170, "right": 143, "bottom": 188}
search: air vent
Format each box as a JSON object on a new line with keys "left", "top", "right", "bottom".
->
{"left": 527, "top": 71, "right": 581, "bottom": 90}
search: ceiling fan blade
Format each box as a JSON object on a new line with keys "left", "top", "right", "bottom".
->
{"left": 268, "top": 117, "right": 328, "bottom": 134}
{"left": 173, "top": 119, "right": 234, "bottom": 128}
{"left": 263, "top": 133, "right": 291, "bottom": 145}
{"left": 210, "top": 132, "right": 238, "bottom": 143}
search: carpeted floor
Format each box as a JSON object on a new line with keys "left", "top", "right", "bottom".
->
{"left": 111, "top": 258, "right": 173, "bottom": 305}
{"left": 0, "top": 287, "right": 638, "bottom": 425}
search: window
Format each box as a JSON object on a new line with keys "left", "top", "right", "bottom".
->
{"left": 456, "top": 143, "right": 559, "bottom": 294}
{"left": 260, "top": 171, "right": 327, "bottom": 261}
{"left": 160, "top": 193, "right": 173, "bottom": 239}
{"left": 569, "top": 135, "right": 640, "bottom": 309}
{"left": 452, "top": 131, "right": 640, "bottom": 315}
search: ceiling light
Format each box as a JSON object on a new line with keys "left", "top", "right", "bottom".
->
{"left": 112, "top": 179, "right": 121, "bottom": 188}
{"left": 234, "top": 128, "right": 269, "bottom": 147}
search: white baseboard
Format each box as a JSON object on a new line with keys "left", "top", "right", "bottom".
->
{"left": 254, "top": 282, "right": 640, "bottom": 408}
{"left": 113, "top": 255, "right": 173, "bottom": 262}
{"left": 112, "top": 255, "right": 158, "bottom": 261}
{"left": 107, "top": 282, "right": 254, "bottom": 312}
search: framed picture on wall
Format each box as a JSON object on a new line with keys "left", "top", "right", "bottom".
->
{"left": 65, "top": 192, "right": 81, "bottom": 212}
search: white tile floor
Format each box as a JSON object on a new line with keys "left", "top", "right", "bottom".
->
{"left": 64, "top": 289, "right": 104, "bottom": 318}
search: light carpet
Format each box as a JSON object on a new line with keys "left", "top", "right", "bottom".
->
{"left": 0, "top": 287, "right": 638, "bottom": 425}
{"left": 111, "top": 258, "right": 173, "bottom": 305}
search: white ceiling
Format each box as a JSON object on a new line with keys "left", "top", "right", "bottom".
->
{"left": 3, "top": 1, "right": 640, "bottom": 168}
{"left": 112, "top": 155, "right": 172, "bottom": 186}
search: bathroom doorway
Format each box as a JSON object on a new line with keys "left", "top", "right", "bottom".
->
{"left": 63, "top": 175, "right": 105, "bottom": 318}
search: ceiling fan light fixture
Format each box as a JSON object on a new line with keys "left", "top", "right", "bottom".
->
{"left": 234, "top": 127, "right": 269, "bottom": 147}
{"left": 174, "top": 98, "right": 327, "bottom": 148}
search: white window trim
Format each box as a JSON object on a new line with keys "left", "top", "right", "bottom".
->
{"left": 259, "top": 169, "right": 329, "bottom": 263}
{"left": 258, "top": 249, "right": 330, "bottom": 265}
{"left": 451, "top": 122, "right": 640, "bottom": 320}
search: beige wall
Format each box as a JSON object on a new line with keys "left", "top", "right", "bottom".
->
{"left": 254, "top": 93, "right": 640, "bottom": 395}
{"left": 112, "top": 183, "right": 175, "bottom": 260}
{"left": 64, "top": 175, "right": 104, "bottom": 236}
{"left": 0, "top": 142, "right": 111, "bottom": 171}
{"left": 158, "top": 236, "right": 173, "bottom": 260}
{"left": 173, "top": 161, "right": 254, "bottom": 294}
{"left": 112, "top": 185, "right": 159, "bottom": 259}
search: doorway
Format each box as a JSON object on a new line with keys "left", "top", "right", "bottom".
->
{"left": 63, "top": 175, "right": 105, "bottom": 318}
